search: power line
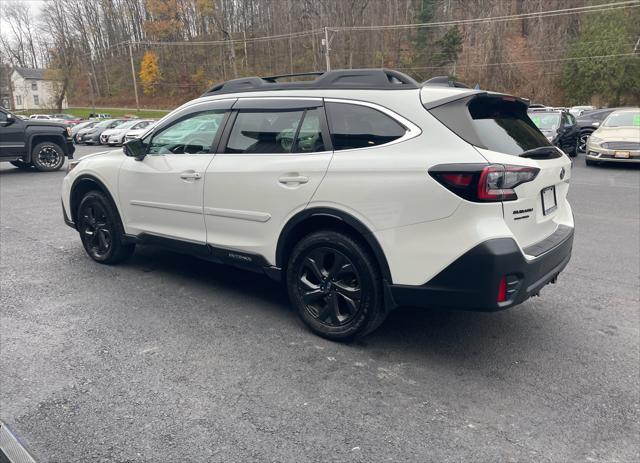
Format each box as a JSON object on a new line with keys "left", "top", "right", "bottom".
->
{"left": 330, "top": 1, "right": 640, "bottom": 31}
{"left": 398, "top": 53, "right": 637, "bottom": 70}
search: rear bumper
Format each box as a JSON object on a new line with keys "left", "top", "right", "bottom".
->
{"left": 387, "top": 226, "right": 574, "bottom": 311}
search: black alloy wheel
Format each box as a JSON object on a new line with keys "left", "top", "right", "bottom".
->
{"left": 77, "top": 191, "right": 135, "bottom": 264}
{"left": 297, "top": 247, "right": 362, "bottom": 326}
{"left": 79, "top": 201, "right": 113, "bottom": 260}
{"left": 287, "top": 231, "right": 387, "bottom": 341}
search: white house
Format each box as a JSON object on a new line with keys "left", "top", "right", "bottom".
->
{"left": 10, "top": 67, "right": 68, "bottom": 110}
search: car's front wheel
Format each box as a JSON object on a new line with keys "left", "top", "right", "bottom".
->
{"left": 31, "top": 142, "right": 65, "bottom": 171}
{"left": 77, "top": 191, "right": 135, "bottom": 264}
{"left": 286, "top": 230, "right": 387, "bottom": 341}
{"left": 578, "top": 131, "right": 592, "bottom": 153}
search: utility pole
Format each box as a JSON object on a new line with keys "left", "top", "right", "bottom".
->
{"left": 323, "top": 27, "right": 331, "bottom": 71}
{"left": 88, "top": 71, "right": 95, "bottom": 112}
{"left": 128, "top": 41, "right": 140, "bottom": 112}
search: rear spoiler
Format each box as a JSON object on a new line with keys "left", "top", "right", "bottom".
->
{"left": 423, "top": 90, "right": 530, "bottom": 110}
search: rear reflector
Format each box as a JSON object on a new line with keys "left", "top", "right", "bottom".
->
{"left": 497, "top": 276, "right": 507, "bottom": 302}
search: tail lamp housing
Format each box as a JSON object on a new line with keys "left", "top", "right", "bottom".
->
{"left": 429, "top": 164, "right": 539, "bottom": 202}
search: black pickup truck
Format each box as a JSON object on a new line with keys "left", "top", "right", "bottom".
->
{"left": 0, "top": 107, "right": 75, "bottom": 171}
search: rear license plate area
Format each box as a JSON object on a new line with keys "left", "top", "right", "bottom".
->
{"left": 541, "top": 186, "right": 557, "bottom": 215}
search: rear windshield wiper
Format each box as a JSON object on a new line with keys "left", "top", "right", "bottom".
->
{"left": 519, "top": 146, "right": 563, "bottom": 160}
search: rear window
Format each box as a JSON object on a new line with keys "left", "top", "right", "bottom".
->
{"left": 429, "top": 96, "right": 552, "bottom": 156}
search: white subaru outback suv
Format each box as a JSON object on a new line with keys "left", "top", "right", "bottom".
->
{"left": 62, "top": 69, "right": 574, "bottom": 341}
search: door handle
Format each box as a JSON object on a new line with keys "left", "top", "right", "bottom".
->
{"left": 278, "top": 175, "right": 309, "bottom": 185}
{"left": 180, "top": 171, "right": 202, "bottom": 180}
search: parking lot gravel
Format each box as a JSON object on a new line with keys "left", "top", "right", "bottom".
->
{"left": 1, "top": 146, "right": 639, "bottom": 462}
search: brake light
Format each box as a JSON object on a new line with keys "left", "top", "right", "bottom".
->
{"left": 430, "top": 164, "right": 539, "bottom": 202}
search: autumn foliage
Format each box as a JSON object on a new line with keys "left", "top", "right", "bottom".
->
{"left": 139, "top": 51, "right": 161, "bottom": 95}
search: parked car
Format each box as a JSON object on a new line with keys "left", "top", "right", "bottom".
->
{"left": 585, "top": 108, "right": 640, "bottom": 166}
{"left": 71, "top": 120, "right": 97, "bottom": 139}
{"left": 575, "top": 107, "right": 620, "bottom": 153}
{"left": 62, "top": 69, "right": 574, "bottom": 341}
{"left": 88, "top": 113, "right": 112, "bottom": 120}
{"left": 569, "top": 105, "right": 596, "bottom": 117}
{"left": 77, "top": 118, "right": 128, "bottom": 145}
{"left": 29, "top": 114, "right": 63, "bottom": 122}
{"left": 52, "top": 113, "right": 83, "bottom": 126}
{"left": 101, "top": 119, "right": 155, "bottom": 146}
{"left": 528, "top": 109, "right": 579, "bottom": 156}
{"left": 124, "top": 121, "right": 157, "bottom": 143}
{"left": 1, "top": 106, "right": 74, "bottom": 171}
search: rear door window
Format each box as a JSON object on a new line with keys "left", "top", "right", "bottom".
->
{"left": 326, "top": 102, "right": 406, "bottom": 151}
{"left": 225, "top": 110, "right": 305, "bottom": 154}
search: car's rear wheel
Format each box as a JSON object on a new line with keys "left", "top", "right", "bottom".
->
{"left": 31, "top": 142, "right": 65, "bottom": 171}
{"left": 77, "top": 191, "right": 135, "bottom": 264}
{"left": 10, "top": 160, "right": 31, "bottom": 169}
{"left": 286, "top": 231, "right": 387, "bottom": 341}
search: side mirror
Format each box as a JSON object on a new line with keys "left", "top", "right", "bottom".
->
{"left": 123, "top": 138, "right": 147, "bottom": 160}
{"left": 1, "top": 113, "right": 14, "bottom": 126}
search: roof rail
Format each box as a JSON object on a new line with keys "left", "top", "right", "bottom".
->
{"left": 262, "top": 71, "right": 325, "bottom": 82}
{"left": 202, "top": 68, "right": 419, "bottom": 96}
{"left": 422, "top": 76, "right": 470, "bottom": 89}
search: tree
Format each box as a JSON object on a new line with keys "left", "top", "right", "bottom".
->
{"left": 435, "top": 26, "right": 463, "bottom": 70}
{"left": 561, "top": 8, "right": 640, "bottom": 106}
{"left": 414, "top": 0, "right": 438, "bottom": 51}
{"left": 139, "top": 51, "right": 161, "bottom": 95}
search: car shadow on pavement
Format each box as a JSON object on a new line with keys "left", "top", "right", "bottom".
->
{"left": 126, "top": 244, "right": 550, "bottom": 360}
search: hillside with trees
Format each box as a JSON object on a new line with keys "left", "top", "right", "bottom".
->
{"left": 0, "top": 0, "right": 638, "bottom": 110}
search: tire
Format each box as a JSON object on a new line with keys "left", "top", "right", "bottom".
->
{"left": 77, "top": 191, "right": 135, "bottom": 264}
{"left": 568, "top": 139, "right": 579, "bottom": 157}
{"left": 286, "top": 230, "right": 387, "bottom": 341}
{"left": 10, "top": 160, "right": 31, "bottom": 169}
{"left": 578, "top": 131, "right": 592, "bottom": 154}
{"left": 31, "top": 141, "right": 65, "bottom": 172}
{"left": 585, "top": 158, "right": 598, "bottom": 166}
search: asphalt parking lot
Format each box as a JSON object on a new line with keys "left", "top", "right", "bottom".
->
{"left": 1, "top": 145, "right": 638, "bottom": 462}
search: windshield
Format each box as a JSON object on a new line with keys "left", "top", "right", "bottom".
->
{"left": 115, "top": 120, "right": 139, "bottom": 130}
{"left": 96, "top": 119, "right": 124, "bottom": 128}
{"left": 529, "top": 113, "right": 561, "bottom": 131}
{"left": 603, "top": 111, "right": 640, "bottom": 127}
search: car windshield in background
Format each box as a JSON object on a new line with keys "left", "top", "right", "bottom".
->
{"left": 603, "top": 111, "right": 640, "bottom": 127}
{"left": 115, "top": 120, "right": 140, "bottom": 130}
{"left": 529, "top": 112, "right": 561, "bottom": 131}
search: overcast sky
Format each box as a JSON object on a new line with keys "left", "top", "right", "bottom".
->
{"left": 0, "top": 0, "right": 46, "bottom": 38}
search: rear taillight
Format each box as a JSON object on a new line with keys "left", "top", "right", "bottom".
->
{"left": 430, "top": 164, "right": 539, "bottom": 202}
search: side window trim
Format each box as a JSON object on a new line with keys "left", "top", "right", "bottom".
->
{"left": 323, "top": 98, "right": 421, "bottom": 152}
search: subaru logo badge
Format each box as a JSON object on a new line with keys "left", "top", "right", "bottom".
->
{"left": 560, "top": 167, "right": 565, "bottom": 180}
